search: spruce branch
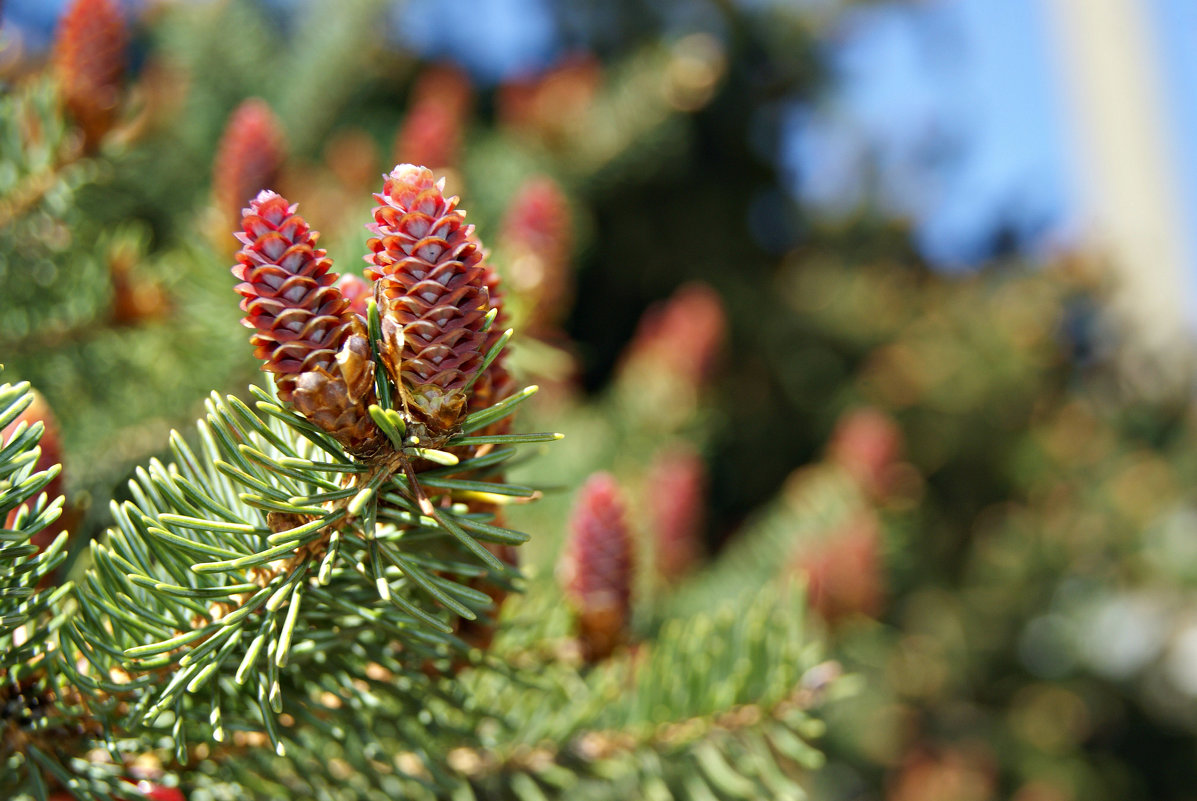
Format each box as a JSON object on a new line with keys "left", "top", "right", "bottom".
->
{"left": 333, "top": 584, "right": 838, "bottom": 801}
{"left": 0, "top": 368, "right": 133, "bottom": 800}
{"left": 65, "top": 167, "right": 558, "bottom": 767}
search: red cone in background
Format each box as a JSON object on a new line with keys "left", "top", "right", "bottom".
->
{"left": 827, "top": 406, "right": 905, "bottom": 501}
{"left": 333, "top": 273, "right": 372, "bottom": 322}
{"left": 232, "top": 191, "right": 380, "bottom": 455}
{"left": 619, "top": 282, "right": 726, "bottom": 390}
{"left": 792, "top": 510, "right": 885, "bottom": 624}
{"left": 646, "top": 445, "right": 706, "bottom": 584}
{"left": 499, "top": 176, "right": 573, "bottom": 333}
{"left": 560, "top": 473, "right": 635, "bottom": 661}
{"left": 53, "top": 0, "right": 127, "bottom": 151}
{"left": 213, "top": 99, "right": 287, "bottom": 230}
{"left": 393, "top": 65, "right": 472, "bottom": 172}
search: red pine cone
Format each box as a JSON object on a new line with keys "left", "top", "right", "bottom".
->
{"left": 213, "top": 99, "right": 287, "bottom": 230}
{"left": 826, "top": 407, "right": 904, "bottom": 501}
{"left": 393, "top": 65, "right": 472, "bottom": 171}
{"left": 2, "top": 390, "right": 68, "bottom": 554}
{"left": 333, "top": 273, "right": 372, "bottom": 321}
{"left": 620, "top": 282, "right": 726, "bottom": 390}
{"left": 394, "top": 102, "right": 461, "bottom": 175}
{"left": 465, "top": 258, "right": 517, "bottom": 427}
{"left": 560, "top": 473, "right": 634, "bottom": 661}
{"left": 500, "top": 176, "right": 573, "bottom": 332}
{"left": 498, "top": 54, "right": 601, "bottom": 145}
{"left": 53, "top": 0, "right": 127, "bottom": 152}
{"left": 365, "top": 164, "right": 493, "bottom": 435}
{"left": 233, "top": 191, "right": 380, "bottom": 455}
{"left": 793, "top": 510, "right": 885, "bottom": 624}
{"left": 646, "top": 446, "right": 706, "bottom": 584}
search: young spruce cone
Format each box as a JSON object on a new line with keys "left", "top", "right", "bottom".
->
{"left": 393, "top": 64, "right": 472, "bottom": 171}
{"left": 620, "top": 281, "right": 726, "bottom": 390}
{"left": 500, "top": 175, "right": 573, "bottom": 333}
{"left": 827, "top": 407, "right": 905, "bottom": 501}
{"left": 213, "top": 99, "right": 287, "bottom": 231}
{"left": 793, "top": 510, "right": 885, "bottom": 625}
{"left": 646, "top": 445, "right": 706, "bottom": 584}
{"left": 560, "top": 473, "right": 634, "bottom": 662}
{"left": 366, "top": 164, "right": 493, "bottom": 437}
{"left": 233, "top": 191, "right": 382, "bottom": 456}
{"left": 53, "top": 0, "right": 127, "bottom": 152}
{"left": 333, "top": 273, "right": 371, "bottom": 321}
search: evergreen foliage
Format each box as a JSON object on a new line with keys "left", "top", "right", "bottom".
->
{"left": 13, "top": 0, "right": 1197, "bottom": 799}
{"left": 0, "top": 3, "right": 840, "bottom": 798}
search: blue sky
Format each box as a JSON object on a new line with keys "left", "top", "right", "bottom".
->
{"left": 782, "top": 0, "right": 1197, "bottom": 299}
{"left": 782, "top": 0, "right": 1078, "bottom": 267}
{"left": 1149, "top": 0, "right": 1197, "bottom": 310}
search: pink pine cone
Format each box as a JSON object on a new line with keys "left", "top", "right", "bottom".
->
{"left": 560, "top": 472, "right": 634, "bottom": 661}
{"left": 647, "top": 446, "right": 706, "bottom": 583}
{"left": 793, "top": 511, "right": 885, "bottom": 624}
{"left": 365, "top": 164, "right": 493, "bottom": 435}
{"left": 333, "top": 273, "right": 372, "bottom": 321}
{"left": 53, "top": 0, "right": 127, "bottom": 151}
{"left": 393, "top": 64, "right": 472, "bottom": 170}
{"left": 233, "top": 191, "right": 380, "bottom": 454}
{"left": 500, "top": 176, "right": 573, "bottom": 331}
{"left": 827, "top": 407, "right": 905, "bottom": 500}
{"left": 213, "top": 99, "right": 287, "bottom": 229}
{"left": 621, "top": 282, "right": 726, "bottom": 389}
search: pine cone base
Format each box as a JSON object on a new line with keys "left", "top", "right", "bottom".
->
{"left": 291, "top": 333, "right": 386, "bottom": 457}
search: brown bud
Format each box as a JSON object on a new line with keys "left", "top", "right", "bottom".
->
{"left": 290, "top": 333, "right": 384, "bottom": 457}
